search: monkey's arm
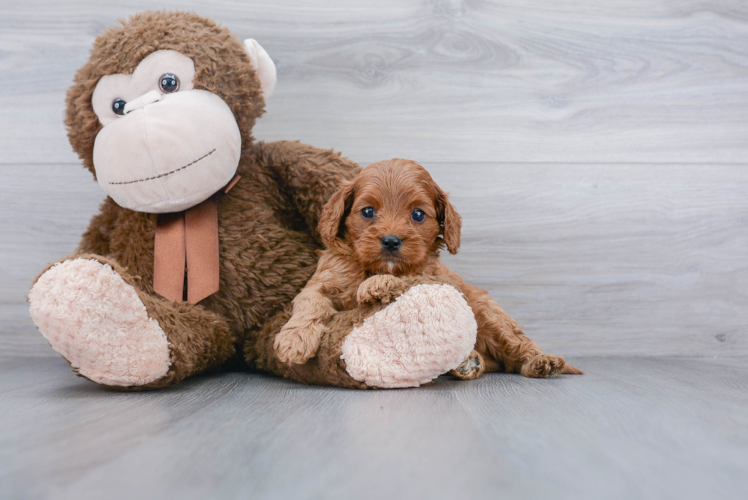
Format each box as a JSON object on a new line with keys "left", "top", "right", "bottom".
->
{"left": 76, "top": 197, "right": 119, "bottom": 256}
{"left": 253, "top": 140, "right": 361, "bottom": 241}
{"left": 248, "top": 272, "right": 479, "bottom": 389}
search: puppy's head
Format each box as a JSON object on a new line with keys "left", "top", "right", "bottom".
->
{"left": 319, "top": 159, "right": 461, "bottom": 275}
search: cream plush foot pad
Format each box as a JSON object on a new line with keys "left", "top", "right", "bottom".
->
{"left": 341, "top": 284, "right": 477, "bottom": 388}
{"left": 28, "top": 258, "right": 171, "bottom": 386}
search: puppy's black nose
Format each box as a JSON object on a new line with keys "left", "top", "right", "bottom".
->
{"left": 381, "top": 235, "right": 402, "bottom": 252}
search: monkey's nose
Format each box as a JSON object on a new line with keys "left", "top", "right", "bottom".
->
{"left": 381, "top": 235, "right": 402, "bottom": 252}
{"left": 124, "top": 90, "right": 162, "bottom": 114}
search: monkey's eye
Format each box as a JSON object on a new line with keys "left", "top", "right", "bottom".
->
{"left": 361, "top": 207, "right": 375, "bottom": 220}
{"left": 112, "top": 98, "right": 127, "bottom": 116}
{"left": 411, "top": 208, "right": 426, "bottom": 223}
{"left": 158, "top": 73, "right": 180, "bottom": 93}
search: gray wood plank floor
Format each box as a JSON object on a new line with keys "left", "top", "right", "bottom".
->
{"left": 1, "top": 356, "right": 747, "bottom": 500}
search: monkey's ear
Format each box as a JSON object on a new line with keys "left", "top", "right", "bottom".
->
{"left": 319, "top": 182, "right": 355, "bottom": 248}
{"left": 243, "top": 39, "right": 277, "bottom": 99}
{"left": 435, "top": 186, "right": 462, "bottom": 254}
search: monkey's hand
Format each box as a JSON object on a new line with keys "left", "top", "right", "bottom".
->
{"left": 274, "top": 317, "right": 325, "bottom": 365}
{"left": 356, "top": 274, "right": 407, "bottom": 305}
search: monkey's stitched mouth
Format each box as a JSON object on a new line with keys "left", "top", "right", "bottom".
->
{"left": 108, "top": 149, "right": 216, "bottom": 185}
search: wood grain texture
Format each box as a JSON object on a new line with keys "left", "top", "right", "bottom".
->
{"left": 1, "top": 0, "right": 748, "bottom": 164}
{"left": 1, "top": 356, "right": 746, "bottom": 499}
{"left": 0, "top": 164, "right": 104, "bottom": 359}
{"left": 1, "top": 162, "right": 745, "bottom": 358}
{"left": 432, "top": 162, "right": 748, "bottom": 357}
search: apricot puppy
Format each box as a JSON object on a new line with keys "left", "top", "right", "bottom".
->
{"left": 274, "top": 159, "right": 582, "bottom": 379}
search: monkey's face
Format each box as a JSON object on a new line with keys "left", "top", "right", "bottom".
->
{"left": 91, "top": 50, "right": 244, "bottom": 213}
{"left": 68, "top": 12, "right": 277, "bottom": 214}
{"left": 88, "top": 42, "right": 276, "bottom": 214}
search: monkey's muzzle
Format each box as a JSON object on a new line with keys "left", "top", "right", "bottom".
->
{"left": 93, "top": 89, "right": 241, "bottom": 213}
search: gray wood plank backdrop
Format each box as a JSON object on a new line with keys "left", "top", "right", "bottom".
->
{"left": 0, "top": 0, "right": 746, "bottom": 358}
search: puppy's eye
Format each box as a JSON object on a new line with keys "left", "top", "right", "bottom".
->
{"left": 361, "top": 207, "right": 375, "bottom": 220}
{"left": 411, "top": 208, "right": 426, "bottom": 223}
{"left": 159, "top": 73, "right": 180, "bottom": 93}
{"left": 112, "top": 98, "right": 127, "bottom": 116}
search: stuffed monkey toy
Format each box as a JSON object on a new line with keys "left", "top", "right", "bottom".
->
{"left": 28, "top": 11, "right": 478, "bottom": 390}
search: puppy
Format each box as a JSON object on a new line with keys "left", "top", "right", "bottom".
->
{"left": 273, "top": 159, "right": 582, "bottom": 379}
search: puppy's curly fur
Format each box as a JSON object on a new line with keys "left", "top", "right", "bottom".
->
{"left": 274, "top": 159, "right": 583, "bottom": 379}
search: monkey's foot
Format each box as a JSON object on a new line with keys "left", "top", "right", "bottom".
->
{"left": 341, "top": 284, "right": 477, "bottom": 388}
{"left": 29, "top": 258, "right": 171, "bottom": 387}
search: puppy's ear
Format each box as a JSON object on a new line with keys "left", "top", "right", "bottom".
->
{"left": 434, "top": 185, "right": 462, "bottom": 254}
{"left": 319, "top": 182, "right": 355, "bottom": 247}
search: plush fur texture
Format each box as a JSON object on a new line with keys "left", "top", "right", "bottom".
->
{"left": 30, "top": 11, "right": 575, "bottom": 390}
{"left": 29, "top": 11, "right": 344, "bottom": 389}
{"left": 30, "top": 11, "right": 484, "bottom": 390}
{"left": 273, "top": 159, "right": 583, "bottom": 380}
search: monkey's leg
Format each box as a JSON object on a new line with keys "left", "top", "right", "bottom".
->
{"left": 28, "top": 255, "right": 235, "bottom": 390}
{"left": 461, "top": 283, "right": 583, "bottom": 378}
{"left": 246, "top": 278, "right": 478, "bottom": 389}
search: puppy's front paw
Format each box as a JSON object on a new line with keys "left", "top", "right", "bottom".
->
{"left": 356, "top": 274, "right": 404, "bottom": 304}
{"left": 273, "top": 322, "right": 324, "bottom": 365}
{"left": 521, "top": 354, "right": 566, "bottom": 378}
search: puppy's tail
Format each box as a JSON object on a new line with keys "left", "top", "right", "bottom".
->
{"left": 562, "top": 364, "right": 584, "bottom": 375}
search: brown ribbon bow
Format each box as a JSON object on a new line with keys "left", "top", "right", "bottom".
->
{"left": 152, "top": 175, "right": 240, "bottom": 304}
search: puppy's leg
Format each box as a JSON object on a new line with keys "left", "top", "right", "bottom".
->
{"left": 274, "top": 279, "right": 336, "bottom": 365}
{"left": 462, "top": 283, "right": 583, "bottom": 378}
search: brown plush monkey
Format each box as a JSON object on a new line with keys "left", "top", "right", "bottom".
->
{"left": 28, "top": 11, "right": 478, "bottom": 390}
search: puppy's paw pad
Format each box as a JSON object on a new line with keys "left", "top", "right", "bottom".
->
{"left": 450, "top": 350, "right": 486, "bottom": 380}
{"left": 28, "top": 258, "right": 170, "bottom": 387}
{"left": 521, "top": 354, "right": 566, "bottom": 378}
